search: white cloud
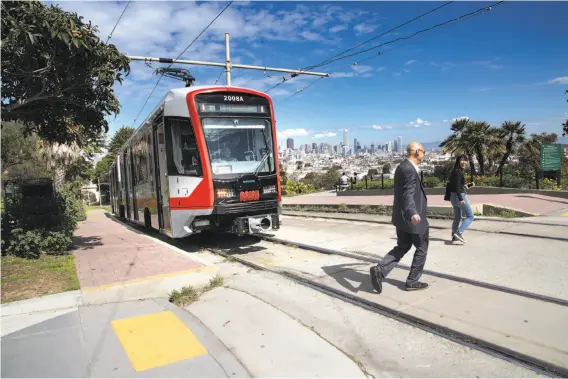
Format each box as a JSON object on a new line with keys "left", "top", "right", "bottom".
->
{"left": 405, "top": 60, "right": 416, "bottom": 65}
{"left": 277, "top": 129, "right": 309, "bottom": 139}
{"left": 330, "top": 25, "right": 348, "bottom": 33}
{"left": 445, "top": 116, "right": 469, "bottom": 123}
{"left": 376, "top": 67, "right": 386, "bottom": 71}
{"left": 314, "top": 132, "right": 337, "bottom": 138}
{"left": 548, "top": 76, "right": 568, "bottom": 85}
{"left": 372, "top": 125, "right": 392, "bottom": 130}
{"left": 430, "top": 61, "right": 455, "bottom": 72}
{"left": 469, "top": 87, "right": 492, "bottom": 92}
{"left": 350, "top": 65, "right": 373, "bottom": 74}
{"left": 354, "top": 23, "right": 379, "bottom": 35}
{"left": 408, "top": 118, "right": 432, "bottom": 127}
{"left": 472, "top": 60, "right": 503, "bottom": 70}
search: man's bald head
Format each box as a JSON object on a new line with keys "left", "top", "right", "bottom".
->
{"left": 406, "top": 142, "right": 423, "bottom": 156}
{"left": 406, "top": 141, "right": 425, "bottom": 164}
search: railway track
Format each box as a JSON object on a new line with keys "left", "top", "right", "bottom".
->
{"left": 282, "top": 212, "right": 568, "bottom": 242}
{"left": 202, "top": 235, "right": 568, "bottom": 378}
{"left": 105, "top": 213, "right": 568, "bottom": 377}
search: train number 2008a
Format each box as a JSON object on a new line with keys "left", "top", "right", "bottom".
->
{"left": 224, "top": 95, "right": 244, "bottom": 102}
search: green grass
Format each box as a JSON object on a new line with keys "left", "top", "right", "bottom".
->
{"left": 1, "top": 254, "right": 80, "bottom": 303}
{"left": 169, "top": 275, "right": 225, "bottom": 307}
{"left": 84, "top": 204, "right": 111, "bottom": 213}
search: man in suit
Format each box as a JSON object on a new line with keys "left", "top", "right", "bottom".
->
{"left": 370, "top": 141, "right": 429, "bottom": 293}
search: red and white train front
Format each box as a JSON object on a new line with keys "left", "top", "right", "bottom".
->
{"left": 161, "top": 86, "right": 282, "bottom": 238}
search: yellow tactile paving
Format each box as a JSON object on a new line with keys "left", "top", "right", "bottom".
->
{"left": 111, "top": 311, "right": 208, "bottom": 372}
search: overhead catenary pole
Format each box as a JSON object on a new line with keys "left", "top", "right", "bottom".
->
{"left": 225, "top": 32, "right": 231, "bottom": 85}
{"left": 127, "top": 33, "right": 330, "bottom": 81}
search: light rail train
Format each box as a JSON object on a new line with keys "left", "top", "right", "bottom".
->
{"left": 108, "top": 85, "right": 281, "bottom": 238}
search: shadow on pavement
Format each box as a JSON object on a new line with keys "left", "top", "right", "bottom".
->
{"left": 322, "top": 263, "right": 409, "bottom": 294}
{"left": 102, "top": 212, "right": 265, "bottom": 255}
{"left": 71, "top": 235, "right": 103, "bottom": 250}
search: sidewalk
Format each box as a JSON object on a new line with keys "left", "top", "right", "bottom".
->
{"left": 1, "top": 296, "right": 249, "bottom": 377}
{"left": 72, "top": 210, "right": 221, "bottom": 304}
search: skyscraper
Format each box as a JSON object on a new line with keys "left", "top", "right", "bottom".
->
{"left": 287, "top": 138, "right": 294, "bottom": 150}
{"left": 398, "top": 136, "right": 403, "bottom": 153}
{"left": 343, "top": 129, "right": 348, "bottom": 149}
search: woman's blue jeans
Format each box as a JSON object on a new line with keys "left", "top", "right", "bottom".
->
{"left": 450, "top": 192, "right": 475, "bottom": 234}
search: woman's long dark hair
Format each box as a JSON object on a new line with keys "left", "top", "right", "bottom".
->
{"left": 453, "top": 155, "right": 467, "bottom": 171}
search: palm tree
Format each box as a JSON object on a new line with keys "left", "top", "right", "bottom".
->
{"left": 439, "top": 118, "right": 477, "bottom": 177}
{"left": 464, "top": 121, "right": 498, "bottom": 176}
{"left": 496, "top": 121, "right": 526, "bottom": 177}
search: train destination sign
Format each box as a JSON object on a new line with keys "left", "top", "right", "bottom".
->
{"left": 540, "top": 143, "right": 562, "bottom": 171}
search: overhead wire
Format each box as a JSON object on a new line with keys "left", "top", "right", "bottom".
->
{"left": 278, "top": 0, "right": 505, "bottom": 100}
{"left": 132, "top": 1, "right": 234, "bottom": 126}
{"left": 311, "top": 1, "right": 505, "bottom": 69}
{"left": 214, "top": 69, "right": 225, "bottom": 85}
{"left": 265, "top": 0, "right": 455, "bottom": 94}
{"left": 301, "top": 0, "right": 455, "bottom": 72}
{"left": 105, "top": 1, "right": 131, "bottom": 44}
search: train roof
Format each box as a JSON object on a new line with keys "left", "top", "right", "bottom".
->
{"left": 107, "top": 85, "right": 270, "bottom": 172}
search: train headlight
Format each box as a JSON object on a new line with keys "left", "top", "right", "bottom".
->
{"left": 216, "top": 188, "right": 235, "bottom": 198}
{"left": 263, "top": 185, "right": 277, "bottom": 194}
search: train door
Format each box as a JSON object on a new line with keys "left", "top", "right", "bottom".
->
{"left": 152, "top": 113, "right": 172, "bottom": 233}
{"left": 129, "top": 147, "right": 139, "bottom": 221}
{"left": 122, "top": 150, "right": 131, "bottom": 219}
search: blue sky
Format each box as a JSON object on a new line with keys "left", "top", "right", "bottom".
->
{"left": 51, "top": 1, "right": 568, "bottom": 148}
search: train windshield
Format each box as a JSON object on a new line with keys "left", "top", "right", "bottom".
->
{"left": 202, "top": 117, "right": 275, "bottom": 178}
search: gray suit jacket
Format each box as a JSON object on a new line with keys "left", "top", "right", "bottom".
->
{"left": 391, "top": 159, "right": 428, "bottom": 235}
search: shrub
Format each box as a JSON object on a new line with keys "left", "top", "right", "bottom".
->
{"left": 2, "top": 187, "right": 83, "bottom": 258}
{"left": 283, "top": 180, "right": 316, "bottom": 196}
{"left": 422, "top": 177, "right": 442, "bottom": 188}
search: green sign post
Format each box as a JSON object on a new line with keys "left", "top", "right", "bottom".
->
{"left": 540, "top": 144, "right": 562, "bottom": 171}
{"left": 539, "top": 143, "right": 563, "bottom": 187}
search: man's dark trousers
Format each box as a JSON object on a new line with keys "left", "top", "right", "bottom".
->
{"left": 376, "top": 159, "right": 429, "bottom": 286}
{"left": 380, "top": 225, "right": 429, "bottom": 285}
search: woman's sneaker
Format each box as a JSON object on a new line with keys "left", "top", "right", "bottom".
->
{"left": 453, "top": 232, "right": 466, "bottom": 243}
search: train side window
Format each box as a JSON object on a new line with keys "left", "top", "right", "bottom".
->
{"left": 166, "top": 118, "right": 202, "bottom": 177}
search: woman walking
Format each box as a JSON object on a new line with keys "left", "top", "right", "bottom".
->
{"left": 448, "top": 155, "right": 475, "bottom": 243}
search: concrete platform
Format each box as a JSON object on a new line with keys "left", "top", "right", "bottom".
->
{"left": 188, "top": 287, "right": 366, "bottom": 378}
{"left": 276, "top": 215, "right": 568, "bottom": 301}
{"left": 211, "top": 237, "right": 568, "bottom": 373}
{"left": 1, "top": 298, "right": 249, "bottom": 378}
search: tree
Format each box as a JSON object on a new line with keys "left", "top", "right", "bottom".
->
{"left": 382, "top": 164, "right": 391, "bottom": 174}
{"left": 1, "top": 121, "right": 51, "bottom": 180}
{"left": 563, "top": 90, "right": 568, "bottom": 137}
{"left": 367, "top": 168, "right": 379, "bottom": 177}
{"left": 107, "top": 126, "right": 135, "bottom": 156}
{"left": 1, "top": 1, "right": 130, "bottom": 147}
{"left": 279, "top": 163, "right": 288, "bottom": 185}
{"left": 440, "top": 118, "right": 477, "bottom": 177}
{"left": 92, "top": 126, "right": 134, "bottom": 181}
{"left": 496, "top": 121, "right": 526, "bottom": 175}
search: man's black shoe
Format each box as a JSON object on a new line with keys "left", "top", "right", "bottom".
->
{"left": 405, "top": 282, "right": 429, "bottom": 291}
{"left": 370, "top": 266, "right": 383, "bottom": 294}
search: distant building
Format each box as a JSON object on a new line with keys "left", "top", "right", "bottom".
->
{"left": 287, "top": 138, "right": 294, "bottom": 150}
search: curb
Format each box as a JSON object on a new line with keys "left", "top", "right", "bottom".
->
{"left": 1, "top": 290, "right": 83, "bottom": 316}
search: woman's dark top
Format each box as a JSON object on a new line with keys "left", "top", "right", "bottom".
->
{"left": 448, "top": 168, "right": 467, "bottom": 201}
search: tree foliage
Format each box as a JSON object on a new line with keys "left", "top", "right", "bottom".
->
{"left": 563, "top": 90, "right": 568, "bottom": 137}
{"left": 1, "top": 1, "right": 130, "bottom": 147}
{"left": 93, "top": 126, "right": 135, "bottom": 181}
